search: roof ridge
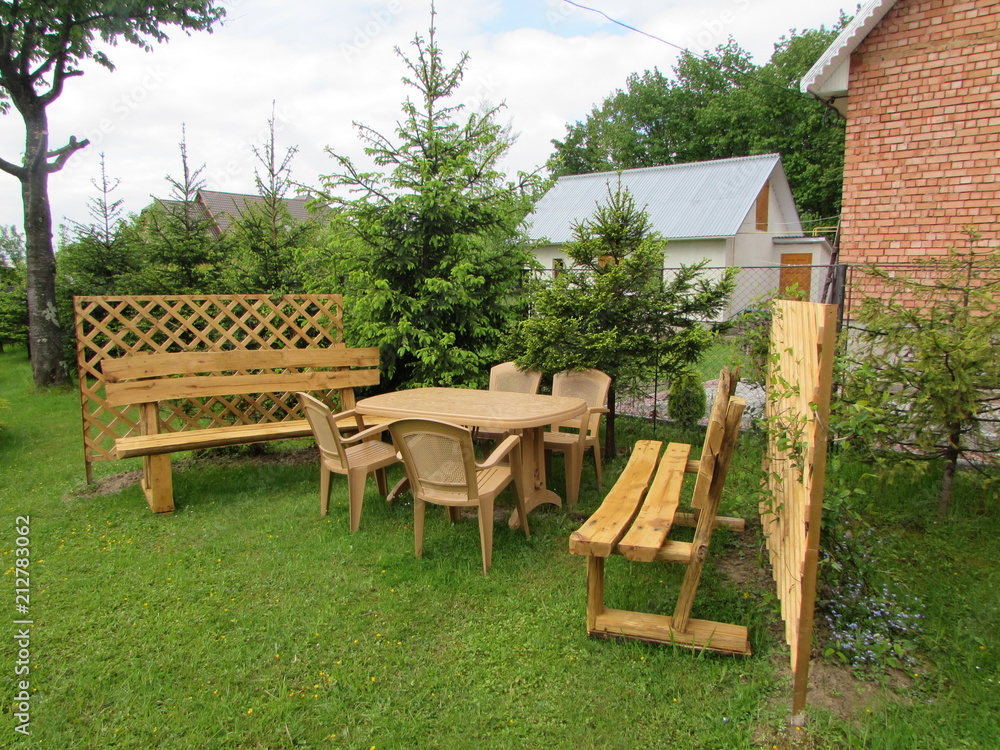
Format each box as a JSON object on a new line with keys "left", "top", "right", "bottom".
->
{"left": 556, "top": 153, "right": 780, "bottom": 181}
{"left": 198, "top": 188, "right": 308, "bottom": 202}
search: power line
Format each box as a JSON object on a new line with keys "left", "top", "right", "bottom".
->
{"left": 561, "top": 0, "right": 824, "bottom": 99}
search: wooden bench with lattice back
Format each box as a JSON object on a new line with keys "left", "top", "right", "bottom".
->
{"left": 101, "top": 346, "right": 381, "bottom": 513}
{"left": 568, "top": 367, "right": 750, "bottom": 655}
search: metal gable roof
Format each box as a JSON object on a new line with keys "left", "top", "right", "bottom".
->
{"left": 525, "top": 154, "right": 783, "bottom": 243}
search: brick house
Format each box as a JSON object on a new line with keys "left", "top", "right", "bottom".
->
{"left": 801, "top": 0, "right": 1000, "bottom": 264}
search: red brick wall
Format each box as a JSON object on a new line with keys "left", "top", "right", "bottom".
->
{"left": 840, "top": 0, "right": 1000, "bottom": 265}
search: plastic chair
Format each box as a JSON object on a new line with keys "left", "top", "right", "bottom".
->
{"left": 296, "top": 392, "right": 400, "bottom": 532}
{"left": 388, "top": 418, "right": 528, "bottom": 575}
{"left": 488, "top": 361, "right": 543, "bottom": 394}
{"left": 544, "top": 369, "right": 611, "bottom": 506}
{"left": 477, "top": 362, "right": 544, "bottom": 443}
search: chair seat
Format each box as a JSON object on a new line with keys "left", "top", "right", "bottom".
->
{"left": 543, "top": 431, "right": 581, "bottom": 448}
{"left": 344, "top": 439, "right": 398, "bottom": 468}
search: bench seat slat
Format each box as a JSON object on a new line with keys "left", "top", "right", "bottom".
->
{"left": 617, "top": 442, "right": 692, "bottom": 562}
{"left": 568, "top": 440, "right": 662, "bottom": 558}
{"left": 115, "top": 420, "right": 313, "bottom": 458}
{"left": 105, "top": 369, "right": 380, "bottom": 407}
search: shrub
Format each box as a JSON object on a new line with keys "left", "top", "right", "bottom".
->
{"left": 668, "top": 369, "right": 707, "bottom": 430}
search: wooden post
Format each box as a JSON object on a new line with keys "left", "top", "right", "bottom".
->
{"left": 136, "top": 401, "right": 174, "bottom": 513}
{"left": 586, "top": 555, "right": 605, "bottom": 633}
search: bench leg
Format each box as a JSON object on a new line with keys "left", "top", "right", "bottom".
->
{"left": 672, "top": 549, "right": 707, "bottom": 633}
{"left": 586, "top": 555, "right": 605, "bottom": 633}
{"left": 142, "top": 454, "right": 175, "bottom": 513}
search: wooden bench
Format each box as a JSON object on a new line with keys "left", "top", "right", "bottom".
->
{"left": 102, "top": 347, "right": 381, "bottom": 513}
{"left": 569, "top": 367, "right": 750, "bottom": 655}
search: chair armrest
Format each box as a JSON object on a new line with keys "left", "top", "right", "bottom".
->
{"left": 478, "top": 434, "right": 520, "bottom": 469}
{"left": 339, "top": 414, "right": 392, "bottom": 444}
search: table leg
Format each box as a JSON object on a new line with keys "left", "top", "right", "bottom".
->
{"left": 509, "top": 426, "right": 563, "bottom": 529}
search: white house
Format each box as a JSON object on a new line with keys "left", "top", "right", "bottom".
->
{"left": 524, "top": 154, "right": 833, "bottom": 315}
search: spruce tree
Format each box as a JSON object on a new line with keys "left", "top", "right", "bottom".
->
{"left": 318, "top": 9, "right": 539, "bottom": 389}
{"left": 502, "top": 180, "right": 735, "bottom": 454}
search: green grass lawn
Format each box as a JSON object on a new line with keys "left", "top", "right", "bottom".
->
{"left": 1, "top": 347, "right": 997, "bottom": 749}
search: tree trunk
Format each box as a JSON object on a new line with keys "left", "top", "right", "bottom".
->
{"left": 937, "top": 426, "right": 962, "bottom": 518}
{"left": 22, "top": 105, "right": 68, "bottom": 388}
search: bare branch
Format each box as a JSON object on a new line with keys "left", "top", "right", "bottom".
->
{"left": 0, "top": 155, "right": 27, "bottom": 180}
{"left": 45, "top": 136, "right": 89, "bottom": 173}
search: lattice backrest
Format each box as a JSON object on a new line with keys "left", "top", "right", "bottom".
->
{"left": 297, "top": 393, "right": 349, "bottom": 471}
{"left": 690, "top": 366, "right": 740, "bottom": 511}
{"left": 489, "top": 362, "right": 543, "bottom": 394}
{"left": 74, "top": 295, "right": 346, "bottom": 469}
{"left": 551, "top": 369, "right": 611, "bottom": 434}
{"left": 389, "top": 419, "right": 480, "bottom": 505}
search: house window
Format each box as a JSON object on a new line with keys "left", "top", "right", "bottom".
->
{"left": 553, "top": 258, "right": 565, "bottom": 277}
{"left": 756, "top": 180, "right": 770, "bottom": 232}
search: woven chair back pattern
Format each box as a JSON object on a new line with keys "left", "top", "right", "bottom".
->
{"left": 74, "top": 295, "right": 345, "bottom": 467}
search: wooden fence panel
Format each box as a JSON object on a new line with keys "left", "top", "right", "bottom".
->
{"left": 74, "top": 295, "right": 344, "bottom": 480}
{"left": 759, "top": 299, "right": 838, "bottom": 719}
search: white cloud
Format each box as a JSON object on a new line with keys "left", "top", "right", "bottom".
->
{"left": 0, "top": 0, "right": 850, "bottom": 231}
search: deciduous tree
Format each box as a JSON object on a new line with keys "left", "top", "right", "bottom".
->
{"left": 0, "top": 224, "right": 27, "bottom": 353}
{"left": 0, "top": 1, "right": 224, "bottom": 386}
{"left": 547, "top": 20, "right": 848, "bottom": 224}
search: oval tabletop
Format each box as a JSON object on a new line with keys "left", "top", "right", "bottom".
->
{"left": 356, "top": 387, "right": 587, "bottom": 430}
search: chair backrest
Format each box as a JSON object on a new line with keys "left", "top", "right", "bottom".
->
{"left": 690, "top": 366, "right": 741, "bottom": 511}
{"left": 489, "top": 362, "right": 542, "bottom": 394}
{"left": 552, "top": 369, "right": 611, "bottom": 435}
{"left": 297, "top": 392, "right": 348, "bottom": 471}
{"left": 388, "top": 419, "right": 481, "bottom": 505}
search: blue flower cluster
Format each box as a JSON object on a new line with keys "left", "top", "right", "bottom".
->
{"left": 818, "top": 522, "right": 925, "bottom": 673}
{"left": 821, "top": 576, "right": 925, "bottom": 671}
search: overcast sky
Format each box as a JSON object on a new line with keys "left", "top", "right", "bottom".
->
{"left": 0, "top": 0, "right": 853, "bottom": 234}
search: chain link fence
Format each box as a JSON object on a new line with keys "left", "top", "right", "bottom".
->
{"left": 527, "top": 264, "right": 846, "bottom": 429}
{"left": 526, "top": 259, "right": 998, "bottom": 433}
